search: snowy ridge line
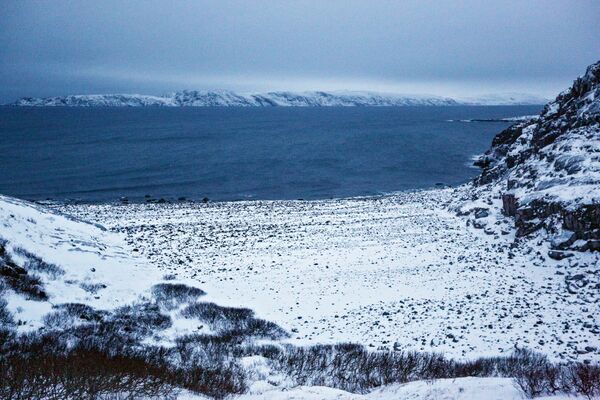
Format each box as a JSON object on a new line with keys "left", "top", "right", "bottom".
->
{"left": 8, "top": 90, "right": 548, "bottom": 107}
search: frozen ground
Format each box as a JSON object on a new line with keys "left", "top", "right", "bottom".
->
{"left": 223, "top": 377, "right": 575, "bottom": 400}
{"left": 57, "top": 186, "right": 600, "bottom": 363}
{"left": 0, "top": 194, "right": 162, "bottom": 331}
{"left": 177, "top": 377, "right": 527, "bottom": 399}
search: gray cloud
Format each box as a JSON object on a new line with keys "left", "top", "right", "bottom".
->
{"left": 1, "top": 0, "right": 598, "bottom": 102}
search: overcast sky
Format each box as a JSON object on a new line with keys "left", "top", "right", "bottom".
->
{"left": 1, "top": 0, "right": 598, "bottom": 102}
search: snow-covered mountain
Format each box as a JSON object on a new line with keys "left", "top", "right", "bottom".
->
{"left": 473, "top": 60, "right": 600, "bottom": 251}
{"left": 9, "top": 90, "right": 546, "bottom": 107}
{"left": 457, "top": 92, "right": 550, "bottom": 106}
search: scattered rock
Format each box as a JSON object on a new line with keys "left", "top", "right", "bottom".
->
{"left": 548, "top": 250, "right": 573, "bottom": 260}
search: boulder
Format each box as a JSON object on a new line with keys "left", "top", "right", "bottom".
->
{"left": 547, "top": 250, "right": 573, "bottom": 260}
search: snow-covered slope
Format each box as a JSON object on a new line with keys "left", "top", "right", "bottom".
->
{"left": 9, "top": 90, "right": 545, "bottom": 107}
{"left": 0, "top": 194, "right": 228, "bottom": 345}
{"left": 473, "top": 60, "right": 600, "bottom": 251}
{"left": 0, "top": 194, "right": 161, "bottom": 331}
{"left": 230, "top": 377, "right": 574, "bottom": 400}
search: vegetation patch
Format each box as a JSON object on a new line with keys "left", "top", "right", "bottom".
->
{"left": 181, "top": 302, "right": 288, "bottom": 339}
{"left": 152, "top": 282, "right": 206, "bottom": 310}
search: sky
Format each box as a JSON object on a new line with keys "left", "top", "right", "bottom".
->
{"left": 0, "top": 0, "right": 598, "bottom": 102}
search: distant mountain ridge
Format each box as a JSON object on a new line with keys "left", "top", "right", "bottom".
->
{"left": 9, "top": 90, "right": 547, "bottom": 107}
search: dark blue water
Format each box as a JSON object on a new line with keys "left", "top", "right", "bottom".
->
{"left": 0, "top": 106, "right": 541, "bottom": 202}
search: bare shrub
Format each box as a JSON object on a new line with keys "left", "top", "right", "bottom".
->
{"left": 0, "top": 296, "right": 14, "bottom": 326}
{"left": 79, "top": 282, "right": 107, "bottom": 294}
{"left": 0, "top": 336, "right": 179, "bottom": 399}
{"left": 267, "top": 343, "right": 453, "bottom": 392}
{"left": 172, "top": 334, "right": 247, "bottom": 399}
{"left": 0, "top": 267, "right": 47, "bottom": 300}
{"left": 508, "top": 348, "right": 562, "bottom": 398}
{"left": 181, "top": 302, "right": 288, "bottom": 339}
{"left": 178, "top": 363, "right": 246, "bottom": 400}
{"left": 181, "top": 302, "right": 253, "bottom": 323}
{"left": 111, "top": 302, "right": 172, "bottom": 336}
{"left": 152, "top": 283, "right": 205, "bottom": 309}
{"left": 0, "top": 329, "right": 248, "bottom": 400}
{"left": 261, "top": 343, "right": 600, "bottom": 397}
{"left": 0, "top": 247, "right": 48, "bottom": 300}
{"left": 43, "top": 303, "right": 108, "bottom": 329}
{"left": 566, "top": 363, "right": 600, "bottom": 399}
{"left": 14, "top": 247, "right": 64, "bottom": 278}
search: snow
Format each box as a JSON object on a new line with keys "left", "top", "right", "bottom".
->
{"left": 473, "top": 60, "right": 600, "bottom": 244}
{"left": 0, "top": 194, "right": 212, "bottom": 347}
{"left": 57, "top": 186, "right": 600, "bottom": 363}
{"left": 177, "top": 376, "right": 587, "bottom": 400}
{"left": 0, "top": 194, "right": 167, "bottom": 330}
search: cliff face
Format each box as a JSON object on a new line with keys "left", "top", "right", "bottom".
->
{"left": 475, "top": 60, "right": 600, "bottom": 251}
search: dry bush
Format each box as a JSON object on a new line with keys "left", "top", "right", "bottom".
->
{"left": 152, "top": 283, "right": 205, "bottom": 309}
{"left": 566, "top": 363, "right": 600, "bottom": 399}
{"left": 0, "top": 244, "right": 48, "bottom": 300}
{"left": 14, "top": 247, "right": 64, "bottom": 278}
{"left": 181, "top": 302, "right": 288, "bottom": 339}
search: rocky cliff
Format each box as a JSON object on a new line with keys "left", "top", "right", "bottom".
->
{"left": 474, "top": 60, "right": 600, "bottom": 252}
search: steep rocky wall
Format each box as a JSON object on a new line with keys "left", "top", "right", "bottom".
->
{"left": 474, "top": 60, "right": 600, "bottom": 252}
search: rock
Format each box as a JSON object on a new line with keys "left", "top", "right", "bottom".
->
{"left": 569, "top": 274, "right": 586, "bottom": 281}
{"left": 548, "top": 250, "right": 573, "bottom": 260}
{"left": 474, "top": 208, "right": 490, "bottom": 219}
{"left": 501, "top": 193, "right": 518, "bottom": 217}
{"left": 472, "top": 220, "right": 486, "bottom": 229}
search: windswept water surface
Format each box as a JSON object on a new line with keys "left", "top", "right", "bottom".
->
{"left": 0, "top": 106, "right": 541, "bottom": 202}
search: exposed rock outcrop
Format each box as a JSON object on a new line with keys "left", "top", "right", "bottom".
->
{"left": 475, "top": 60, "right": 600, "bottom": 251}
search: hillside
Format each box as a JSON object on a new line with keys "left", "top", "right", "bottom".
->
{"left": 9, "top": 90, "right": 547, "bottom": 107}
{"left": 472, "top": 60, "right": 600, "bottom": 253}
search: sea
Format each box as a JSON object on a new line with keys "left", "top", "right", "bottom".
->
{"left": 0, "top": 106, "right": 541, "bottom": 203}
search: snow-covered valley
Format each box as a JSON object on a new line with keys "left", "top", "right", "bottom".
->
{"left": 56, "top": 187, "right": 600, "bottom": 363}
{"left": 2, "top": 182, "right": 598, "bottom": 399}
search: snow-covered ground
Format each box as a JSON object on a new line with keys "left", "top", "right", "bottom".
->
{"left": 0, "top": 194, "right": 161, "bottom": 330}
{"left": 0, "top": 194, "right": 212, "bottom": 346}
{"left": 2, "top": 181, "right": 595, "bottom": 399}
{"left": 177, "top": 373, "right": 583, "bottom": 399}
{"left": 57, "top": 186, "right": 600, "bottom": 364}
{"left": 232, "top": 377, "right": 569, "bottom": 400}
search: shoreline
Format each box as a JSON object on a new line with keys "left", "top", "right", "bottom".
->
{"left": 28, "top": 183, "right": 463, "bottom": 206}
